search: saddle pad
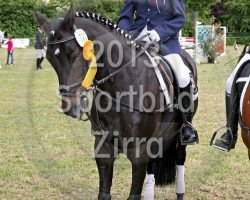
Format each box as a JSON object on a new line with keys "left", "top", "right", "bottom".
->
{"left": 236, "top": 75, "right": 250, "bottom": 115}
{"left": 145, "top": 51, "right": 174, "bottom": 107}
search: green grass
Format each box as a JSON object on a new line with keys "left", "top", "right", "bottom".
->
{"left": 0, "top": 47, "right": 249, "bottom": 200}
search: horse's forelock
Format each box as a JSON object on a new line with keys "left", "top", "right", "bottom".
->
{"left": 48, "top": 18, "right": 63, "bottom": 35}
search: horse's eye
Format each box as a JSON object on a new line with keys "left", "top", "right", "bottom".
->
{"left": 73, "top": 53, "right": 78, "bottom": 60}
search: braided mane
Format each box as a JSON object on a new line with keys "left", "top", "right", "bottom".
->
{"left": 75, "top": 11, "right": 139, "bottom": 47}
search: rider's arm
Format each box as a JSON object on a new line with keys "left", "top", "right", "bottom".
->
{"left": 117, "top": 0, "right": 135, "bottom": 31}
{"left": 154, "top": 0, "right": 186, "bottom": 41}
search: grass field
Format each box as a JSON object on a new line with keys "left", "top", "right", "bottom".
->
{"left": 0, "top": 46, "right": 249, "bottom": 200}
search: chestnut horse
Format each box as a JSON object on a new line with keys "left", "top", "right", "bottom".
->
{"left": 211, "top": 44, "right": 250, "bottom": 160}
{"left": 240, "top": 44, "right": 250, "bottom": 160}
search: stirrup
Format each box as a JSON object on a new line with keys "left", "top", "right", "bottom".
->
{"left": 210, "top": 126, "right": 234, "bottom": 152}
{"left": 180, "top": 122, "right": 199, "bottom": 145}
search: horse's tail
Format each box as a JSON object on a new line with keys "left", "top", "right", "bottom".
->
{"left": 147, "top": 137, "right": 177, "bottom": 186}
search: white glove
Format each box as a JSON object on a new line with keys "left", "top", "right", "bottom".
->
{"left": 147, "top": 30, "right": 160, "bottom": 42}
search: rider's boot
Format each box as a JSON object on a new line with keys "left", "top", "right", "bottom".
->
{"left": 36, "top": 58, "right": 40, "bottom": 70}
{"left": 40, "top": 57, "right": 44, "bottom": 68}
{"left": 213, "top": 94, "right": 239, "bottom": 151}
{"left": 179, "top": 82, "right": 199, "bottom": 145}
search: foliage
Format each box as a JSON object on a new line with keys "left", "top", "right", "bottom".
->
{"left": 210, "top": 2, "right": 225, "bottom": 19}
{"left": 186, "top": 0, "right": 216, "bottom": 20}
{"left": 0, "top": 0, "right": 249, "bottom": 41}
{"left": 219, "top": 0, "right": 250, "bottom": 34}
{"left": 72, "top": 0, "right": 123, "bottom": 21}
{"left": 210, "top": 0, "right": 250, "bottom": 44}
{"left": 0, "top": 0, "right": 36, "bottom": 38}
{"left": 0, "top": 0, "right": 67, "bottom": 38}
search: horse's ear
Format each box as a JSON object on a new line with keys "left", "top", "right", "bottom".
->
{"left": 62, "top": 4, "right": 75, "bottom": 31}
{"left": 35, "top": 11, "right": 51, "bottom": 34}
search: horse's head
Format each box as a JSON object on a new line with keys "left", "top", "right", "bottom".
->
{"left": 35, "top": 6, "right": 91, "bottom": 119}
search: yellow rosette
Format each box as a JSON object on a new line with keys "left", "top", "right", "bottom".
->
{"left": 82, "top": 40, "right": 97, "bottom": 89}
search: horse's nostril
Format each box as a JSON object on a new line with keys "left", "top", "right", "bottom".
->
{"left": 59, "top": 88, "right": 68, "bottom": 94}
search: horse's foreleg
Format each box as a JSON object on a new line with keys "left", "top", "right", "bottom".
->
{"left": 176, "top": 143, "right": 187, "bottom": 200}
{"left": 95, "top": 137, "right": 115, "bottom": 200}
{"left": 127, "top": 144, "right": 148, "bottom": 200}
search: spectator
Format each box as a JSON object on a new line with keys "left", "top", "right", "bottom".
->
{"left": 5, "top": 34, "right": 14, "bottom": 65}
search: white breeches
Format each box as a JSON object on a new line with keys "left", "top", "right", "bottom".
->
{"left": 226, "top": 53, "right": 250, "bottom": 94}
{"left": 37, "top": 49, "right": 45, "bottom": 59}
{"left": 164, "top": 54, "right": 191, "bottom": 88}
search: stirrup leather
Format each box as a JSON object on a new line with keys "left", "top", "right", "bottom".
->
{"left": 180, "top": 122, "right": 199, "bottom": 145}
{"left": 210, "top": 126, "right": 234, "bottom": 151}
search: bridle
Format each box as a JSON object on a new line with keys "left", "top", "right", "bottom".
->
{"left": 47, "top": 35, "right": 83, "bottom": 97}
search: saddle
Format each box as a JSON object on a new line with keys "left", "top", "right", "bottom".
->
{"left": 144, "top": 46, "right": 197, "bottom": 105}
{"left": 144, "top": 46, "right": 198, "bottom": 138}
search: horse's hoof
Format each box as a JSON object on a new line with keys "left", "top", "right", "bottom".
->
{"left": 177, "top": 193, "right": 184, "bottom": 200}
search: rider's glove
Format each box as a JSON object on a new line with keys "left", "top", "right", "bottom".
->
{"left": 147, "top": 30, "right": 160, "bottom": 42}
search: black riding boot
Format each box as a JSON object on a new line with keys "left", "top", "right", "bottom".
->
{"left": 179, "top": 83, "right": 199, "bottom": 145}
{"left": 36, "top": 58, "right": 41, "bottom": 70}
{"left": 40, "top": 57, "right": 44, "bottom": 68}
{"left": 214, "top": 94, "right": 239, "bottom": 151}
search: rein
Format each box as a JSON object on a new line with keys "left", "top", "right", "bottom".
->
{"left": 95, "top": 41, "right": 149, "bottom": 86}
{"left": 49, "top": 33, "right": 150, "bottom": 97}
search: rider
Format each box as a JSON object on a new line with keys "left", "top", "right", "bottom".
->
{"left": 213, "top": 45, "right": 250, "bottom": 151}
{"left": 117, "top": 0, "right": 199, "bottom": 145}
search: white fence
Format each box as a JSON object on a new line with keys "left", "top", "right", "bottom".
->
{"left": 1, "top": 38, "right": 30, "bottom": 48}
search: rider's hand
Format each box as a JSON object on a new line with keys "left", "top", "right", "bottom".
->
{"left": 147, "top": 30, "right": 160, "bottom": 42}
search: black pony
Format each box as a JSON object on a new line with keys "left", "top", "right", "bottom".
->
{"left": 35, "top": 6, "right": 198, "bottom": 200}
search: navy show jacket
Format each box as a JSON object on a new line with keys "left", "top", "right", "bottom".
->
{"left": 117, "top": 0, "right": 186, "bottom": 55}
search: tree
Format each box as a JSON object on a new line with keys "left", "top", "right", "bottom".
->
{"left": 0, "top": 0, "right": 37, "bottom": 38}
{"left": 221, "top": 0, "right": 250, "bottom": 34}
